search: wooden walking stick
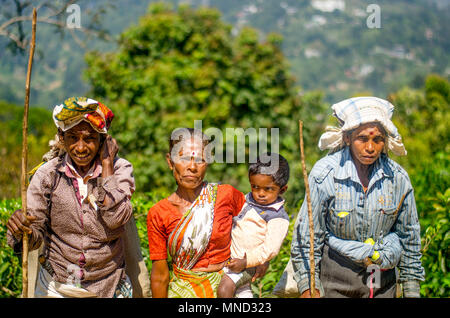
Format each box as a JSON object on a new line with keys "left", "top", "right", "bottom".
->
{"left": 21, "top": 8, "right": 37, "bottom": 298}
{"left": 299, "top": 120, "right": 316, "bottom": 298}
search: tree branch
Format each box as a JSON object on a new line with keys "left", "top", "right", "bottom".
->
{"left": 0, "top": 28, "right": 27, "bottom": 49}
{"left": 1, "top": 286, "right": 17, "bottom": 297}
{"left": 0, "top": 0, "right": 112, "bottom": 52}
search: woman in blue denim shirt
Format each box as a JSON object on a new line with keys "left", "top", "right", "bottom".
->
{"left": 291, "top": 97, "right": 425, "bottom": 298}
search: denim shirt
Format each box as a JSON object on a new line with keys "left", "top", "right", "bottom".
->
{"left": 291, "top": 147, "right": 425, "bottom": 297}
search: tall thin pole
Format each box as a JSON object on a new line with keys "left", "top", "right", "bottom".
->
{"left": 299, "top": 120, "right": 316, "bottom": 297}
{"left": 21, "top": 8, "right": 37, "bottom": 298}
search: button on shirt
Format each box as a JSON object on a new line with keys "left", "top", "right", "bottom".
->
{"left": 65, "top": 155, "right": 96, "bottom": 202}
{"left": 291, "top": 147, "right": 425, "bottom": 297}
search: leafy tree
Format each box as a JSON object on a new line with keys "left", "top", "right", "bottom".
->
{"left": 389, "top": 75, "right": 450, "bottom": 297}
{"left": 414, "top": 152, "right": 449, "bottom": 297}
{"left": 0, "top": 0, "right": 116, "bottom": 106}
{"left": 0, "top": 102, "right": 54, "bottom": 199}
{"left": 0, "top": 0, "right": 111, "bottom": 53}
{"left": 0, "top": 198, "right": 22, "bottom": 297}
{"left": 389, "top": 74, "right": 450, "bottom": 174}
{"left": 85, "top": 2, "right": 328, "bottom": 207}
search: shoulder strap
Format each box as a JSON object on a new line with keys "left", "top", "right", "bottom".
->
{"left": 48, "top": 170, "right": 62, "bottom": 212}
{"left": 47, "top": 156, "right": 64, "bottom": 212}
{"left": 40, "top": 156, "right": 63, "bottom": 263}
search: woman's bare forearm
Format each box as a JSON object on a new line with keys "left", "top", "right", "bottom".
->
{"left": 151, "top": 260, "right": 170, "bottom": 298}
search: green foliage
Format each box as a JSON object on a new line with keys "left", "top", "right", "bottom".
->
{"left": 0, "top": 198, "right": 22, "bottom": 298}
{"left": 421, "top": 209, "right": 449, "bottom": 297}
{"left": 413, "top": 152, "right": 449, "bottom": 297}
{"left": 0, "top": 101, "right": 55, "bottom": 199}
{"left": 85, "top": 2, "right": 328, "bottom": 208}
{"left": 390, "top": 75, "right": 450, "bottom": 297}
{"left": 1, "top": 0, "right": 449, "bottom": 106}
{"left": 390, "top": 74, "right": 450, "bottom": 173}
{"left": 132, "top": 190, "right": 171, "bottom": 274}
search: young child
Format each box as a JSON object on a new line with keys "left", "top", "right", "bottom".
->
{"left": 217, "top": 153, "right": 290, "bottom": 298}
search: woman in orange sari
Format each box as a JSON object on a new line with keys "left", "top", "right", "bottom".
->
{"left": 147, "top": 128, "right": 265, "bottom": 298}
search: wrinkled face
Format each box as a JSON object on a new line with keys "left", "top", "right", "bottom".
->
{"left": 166, "top": 138, "right": 208, "bottom": 190}
{"left": 249, "top": 174, "right": 286, "bottom": 206}
{"left": 61, "top": 121, "right": 101, "bottom": 173}
{"left": 345, "top": 122, "right": 386, "bottom": 166}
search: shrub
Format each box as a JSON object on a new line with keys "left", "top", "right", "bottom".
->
{"left": 0, "top": 198, "right": 22, "bottom": 298}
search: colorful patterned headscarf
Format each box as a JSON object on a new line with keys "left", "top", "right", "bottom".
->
{"left": 52, "top": 97, "right": 114, "bottom": 134}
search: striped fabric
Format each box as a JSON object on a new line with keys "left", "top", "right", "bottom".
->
{"left": 168, "top": 182, "right": 218, "bottom": 270}
{"left": 327, "top": 232, "right": 403, "bottom": 269}
{"left": 332, "top": 96, "right": 399, "bottom": 138}
{"left": 168, "top": 265, "right": 223, "bottom": 298}
{"left": 167, "top": 182, "right": 221, "bottom": 298}
{"left": 291, "top": 147, "right": 425, "bottom": 297}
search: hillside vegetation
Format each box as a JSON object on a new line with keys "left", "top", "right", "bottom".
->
{"left": 0, "top": 0, "right": 448, "bottom": 106}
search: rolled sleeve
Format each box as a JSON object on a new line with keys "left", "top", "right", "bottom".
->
{"left": 297, "top": 276, "right": 325, "bottom": 297}
{"left": 402, "top": 280, "right": 421, "bottom": 298}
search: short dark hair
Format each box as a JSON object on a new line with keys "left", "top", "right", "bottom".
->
{"left": 248, "top": 152, "right": 290, "bottom": 187}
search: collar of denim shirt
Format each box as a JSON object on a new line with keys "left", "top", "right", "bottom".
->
{"left": 335, "top": 147, "right": 394, "bottom": 189}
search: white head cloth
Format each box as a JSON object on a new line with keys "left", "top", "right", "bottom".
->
{"left": 318, "top": 96, "right": 407, "bottom": 156}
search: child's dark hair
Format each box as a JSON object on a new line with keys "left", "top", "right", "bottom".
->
{"left": 248, "top": 152, "right": 290, "bottom": 187}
